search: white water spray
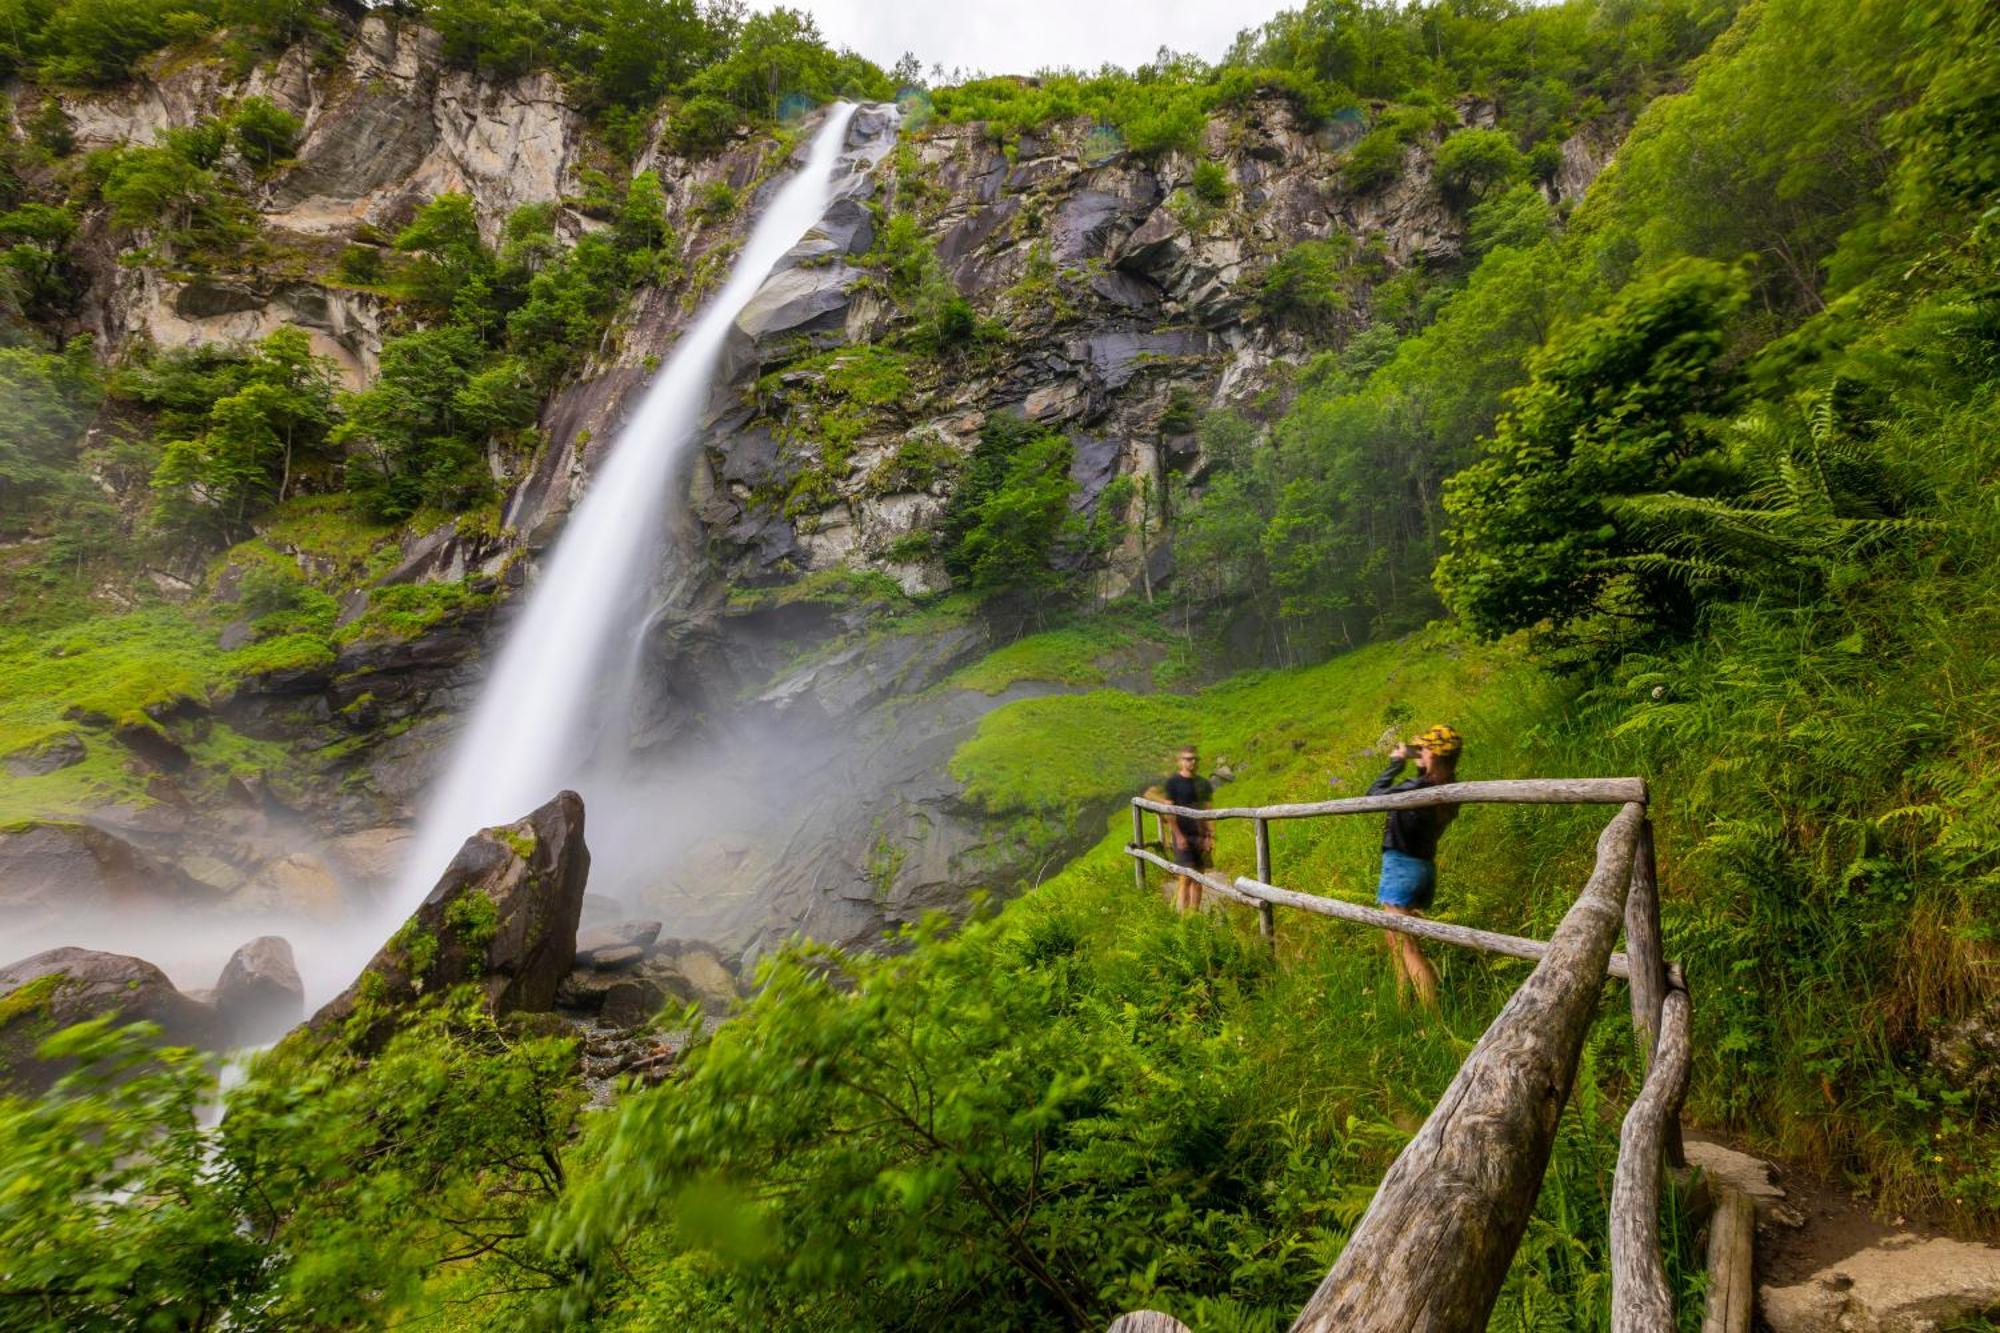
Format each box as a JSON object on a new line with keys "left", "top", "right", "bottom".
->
{"left": 305, "top": 103, "right": 866, "bottom": 1004}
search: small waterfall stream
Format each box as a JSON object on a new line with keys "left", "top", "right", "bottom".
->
{"left": 306, "top": 103, "right": 873, "bottom": 1005}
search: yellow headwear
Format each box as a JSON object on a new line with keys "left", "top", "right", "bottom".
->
{"left": 1415, "top": 724, "right": 1463, "bottom": 757}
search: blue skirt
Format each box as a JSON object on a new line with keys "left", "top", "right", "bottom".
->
{"left": 1377, "top": 849, "right": 1436, "bottom": 911}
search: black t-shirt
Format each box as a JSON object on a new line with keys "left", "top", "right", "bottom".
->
{"left": 1367, "top": 759, "right": 1456, "bottom": 860}
{"left": 1163, "top": 773, "right": 1213, "bottom": 842}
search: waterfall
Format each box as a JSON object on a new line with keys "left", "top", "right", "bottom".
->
{"left": 304, "top": 103, "right": 868, "bottom": 1005}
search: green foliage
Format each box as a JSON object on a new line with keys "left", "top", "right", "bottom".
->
{"left": 0, "top": 997, "right": 583, "bottom": 1327}
{"left": 663, "top": 94, "right": 740, "bottom": 155}
{"left": 938, "top": 413, "right": 1077, "bottom": 601}
{"left": 0, "top": 201, "right": 82, "bottom": 324}
{"left": 1435, "top": 262, "right": 1748, "bottom": 650}
{"left": 227, "top": 94, "right": 299, "bottom": 169}
{"left": 1191, "top": 159, "right": 1232, "bottom": 206}
{"left": 136, "top": 328, "right": 340, "bottom": 545}
{"left": 1435, "top": 127, "right": 1527, "bottom": 204}
{"left": 0, "top": 337, "right": 99, "bottom": 537}
{"left": 1256, "top": 234, "right": 1356, "bottom": 336}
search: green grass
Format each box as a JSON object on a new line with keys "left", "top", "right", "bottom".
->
{"left": 943, "top": 612, "right": 1186, "bottom": 695}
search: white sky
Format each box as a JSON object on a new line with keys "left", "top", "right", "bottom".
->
{"left": 756, "top": 0, "right": 1299, "bottom": 81}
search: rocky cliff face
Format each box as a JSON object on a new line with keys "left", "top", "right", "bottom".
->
{"left": 12, "top": 29, "right": 1623, "bottom": 972}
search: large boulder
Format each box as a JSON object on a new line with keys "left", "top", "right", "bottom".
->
{"left": 213, "top": 936, "right": 304, "bottom": 1046}
{"left": 0, "top": 947, "right": 220, "bottom": 1094}
{"left": 0, "top": 822, "right": 202, "bottom": 925}
{"left": 307, "top": 791, "right": 590, "bottom": 1049}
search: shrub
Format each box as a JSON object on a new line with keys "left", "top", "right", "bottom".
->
{"left": 1191, "top": 159, "right": 1231, "bottom": 205}
{"left": 666, "top": 94, "right": 739, "bottom": 155}
{"left": 228, "top": 96, "right": 300, "bottom": 170}
{"left": 1435, "top": 127, "right": 1527, "bottom": 204}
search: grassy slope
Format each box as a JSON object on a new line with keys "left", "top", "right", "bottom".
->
{"left": 533, "top": 628, "right": 1705, "bottom": 1332}
{"left": 0, "top": 494, "right": 483, "bottom": 827}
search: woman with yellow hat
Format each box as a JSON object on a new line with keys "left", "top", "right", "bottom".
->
{"left": 1367, "top": 724, "right": 1463, "bottom": 1009}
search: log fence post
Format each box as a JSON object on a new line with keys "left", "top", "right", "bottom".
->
{"left": 1623, "top": 816, "right": 1684, "bottom": 1168}
{"left": 1253, "top": 817, "right": 1275, "bottom": 943}
{"left": 1132, "top": 804, "right": 1147, "bottom": 895}
{"left": 1610, "top": 985, "right": 1692, "bottom": 1331}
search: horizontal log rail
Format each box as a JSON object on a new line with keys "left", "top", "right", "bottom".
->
{"left": 1119, "top": 781, "right": 1694, "bottom": 1333}
{"left": 1133, "top": 775, "right": 1647, "bottom": 824}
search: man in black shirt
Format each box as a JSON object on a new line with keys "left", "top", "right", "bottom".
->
{"left": 1163, "top": 744, "right": 1214, "bottom": 913}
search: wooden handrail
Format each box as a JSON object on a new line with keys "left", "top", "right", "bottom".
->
{"left": 1132, "top": 776, "right": 1646, "bottom": 823}
{"left": 1610, "top": 984, "right": 1693, "bottom": 1331}
{"left": 1289, "top": 802, "right": 1646, "bottom": 1331}
{"left": 1125, "top": 782, "right": 1691, "bottom": 1331}
{"left": 1229, "top": 871, "right": 1645, "bottom": 981}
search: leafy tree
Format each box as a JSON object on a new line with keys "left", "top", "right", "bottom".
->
{"left": 0, "top": 336, "right": 99, "bottom": 535}
{"left": 228, "top": 95, "right": 300, "bottom": 169}
{"left": 337, "top": 324, "right": 490, "bottom": 520}
{"left": 145, "top": 327, "right": 340, "bottom": 543}
{"left": 395, "top": 193, "right": 493, "bottom": 314}
{"left": 940, "top": 413, "right": 1076, "bottom": 600}
{"left": 1257, "top": 235, "right": 1356, "bottom": 336}
{"left": 1435, "top": 127, "right": 1526, "bottom": 204}
{"left": 1435, "top": 261, "right": 1748, "bottom": 647}
{"left": 0, "top": 201, "right": 80, "bottom": 326}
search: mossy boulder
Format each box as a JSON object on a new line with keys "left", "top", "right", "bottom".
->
{"left": 0, "top": 947, "right": 221, "bottom": 1094}
{"left": 307, "top": 790, "right": 590, "bottom": 1051}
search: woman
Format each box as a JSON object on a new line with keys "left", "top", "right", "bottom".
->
{"left": 1368, "top": 724, "right": 1462, "bottom": 1009}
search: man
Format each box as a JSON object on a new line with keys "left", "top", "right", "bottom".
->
{"left": 1163, "top": 744, "right": 1215, "bottom": 913}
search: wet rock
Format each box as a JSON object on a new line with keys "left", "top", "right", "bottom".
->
{"left": 323, "top": 826, "right": 414, "bottom": 893}
{"left": 217, "top": 618, "right": 257, "bottom": 651}
{"left": 0, "top": 947, "right": 220, "bottom": 1094}
{"left": 308, "top": 790, "right": 591, "bottom": 1050}
{"left": 4, "top": 733, "right": 86, "bottom": 777}
{"left": 113, "top": 719, "right": 190, "bottom": 772}
{"left": 0, "top": 822, "right": 202, "bottom": 924}
{"left": 214, "top": 936, "right": 304, "bottom": 1046}
{"left": 576, "top": 919, "right": 663, "bottom": 958}
{"left": 583, "top": 944, "right": 644, "bottom": 970}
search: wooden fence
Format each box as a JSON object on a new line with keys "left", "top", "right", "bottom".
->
{"left": 1114, "top": 777, "right": 1735, "bottom": 1333}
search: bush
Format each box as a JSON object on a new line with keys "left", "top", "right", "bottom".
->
{"left": 1257, "top": 235, "right": 1356, "bottom": 335}
{"left": 1435, "top": 127, "right": 1527, "bottom": 204}
{"left": 228, "top": 96, "right": 300, "bottom": 170}
{"left": 1191, "top": 158, "right": 1231, "bottom": 205}
{"left": 665, "top": 94, "right": 738, "bottom": 155}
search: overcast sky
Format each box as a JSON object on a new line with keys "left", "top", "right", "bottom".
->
{"left": 755, "top": 0, "right": 1299, "bottom": 81}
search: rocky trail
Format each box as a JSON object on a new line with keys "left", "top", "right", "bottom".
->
{"left": 1685, "top": 1137, "right": 2000, "bottom": 1332}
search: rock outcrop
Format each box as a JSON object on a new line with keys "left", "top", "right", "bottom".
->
{"left": 0, "top": 947, "right": 221, "bottom": 1093}
{"left": 307, "top": 791, "right": 590, "bottom": 1048}
{"left": 213, "top": 935, "right": 305, "bottom": 1046}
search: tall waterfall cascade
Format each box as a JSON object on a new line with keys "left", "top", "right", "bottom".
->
{"left": 306, "top": 102, "right": 895, "bottom": 1004}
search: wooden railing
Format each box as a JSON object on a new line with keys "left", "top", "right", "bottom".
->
{"left": 1116, "top": 778, "right": 1729, "bottom": 1333}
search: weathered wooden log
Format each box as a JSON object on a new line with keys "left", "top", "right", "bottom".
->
{"left": 1134, "top": 776, "right": 1647, "bottom": 823}
{"left": 1626, "top": 818, "right": 1667, "bottom": 1063}
{"left": 1700, "top": 1186, "right": 1755, "bottom": 1333}
{"left": 1288, "top": 802, "right": 1646, "bottom": 1333}
{"left": 1107, "top": 1313, "right": 1192, "bottom": 1333}
{"left": 1625, "top": 818, "right": 1685, "bottom": 1169}
{"left": 1254, "top": 818, "right": 1276, "bottom": 942}
{"left": 1611, "top": 985, "right": 1693, "bottom": 1332}
{"left": 1227, "top": 870, "right": 1644, "bottom": 981}
{"left": 1131, "top": 806, "right": 1148, "bottom": 895}
{"left": 1126, "top": 846, "right": 1261, "bottom": 907}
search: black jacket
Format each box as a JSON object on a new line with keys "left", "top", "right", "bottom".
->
{"left": 1368, "top": 759, "right": 1456, "bottom": 860}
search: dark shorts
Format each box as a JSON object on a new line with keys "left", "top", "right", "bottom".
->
{"left": 1377, "top": 849, "right": 1436, "bottom": 911}
{"left": 1172, "top": 834, "right": 1212, "bottom": 872}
